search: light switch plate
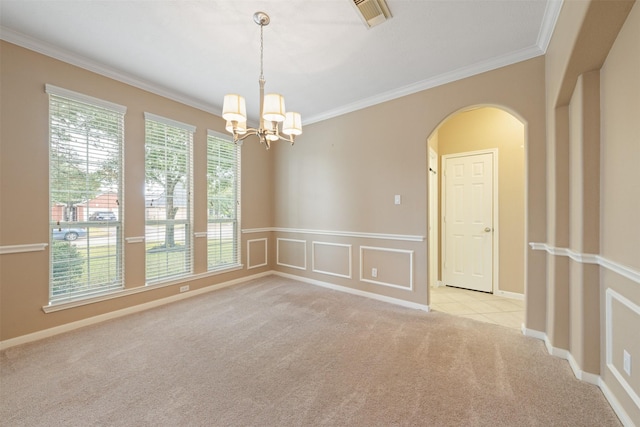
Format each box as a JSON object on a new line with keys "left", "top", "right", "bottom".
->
{"left": 394, "top": 195, "right": 401, "bottom": 205}
{"left": 623, "top": 350, "right": 631, "bottom": 375}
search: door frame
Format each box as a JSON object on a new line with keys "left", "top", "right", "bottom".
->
{"left": 441, "top": 148, "right": 499, "bottom": 293}
{"left": 428, "top": 147, "right": 439, "bottom": 288}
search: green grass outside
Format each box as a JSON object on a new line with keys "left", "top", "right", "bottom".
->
{"left": 53, "top": 238, "right": 237, "bottom": 300}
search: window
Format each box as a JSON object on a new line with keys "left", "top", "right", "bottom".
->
{"left": 144, "top": 113, "right": 194, "bottom": 283}
{"left": 206, "top": 131, "right": 241, "bottom": 270}
{"left": 47, "top": 85, "right": 125, "bottom": 304}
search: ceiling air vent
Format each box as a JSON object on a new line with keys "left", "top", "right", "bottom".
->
{"left": 352, "top": 0, "right": 392, "bottom": 28}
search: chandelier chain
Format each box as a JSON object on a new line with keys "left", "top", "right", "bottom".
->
{"left": 259, "top": 23, "right": 264, "bottom": 81}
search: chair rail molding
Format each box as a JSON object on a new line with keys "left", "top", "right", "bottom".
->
{"left": 529, "top": 242, "right": 640, "bottom": 285}
{"left": 0, "top": 243, "right": 48, "bottom": 255}
{"left": 242, "top": 227, "right": 425, "bottom": 242}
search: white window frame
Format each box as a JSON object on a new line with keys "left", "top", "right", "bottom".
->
{"left": 46, "top": 84, "right": 126, "bottom": 305}
{"left": 206, "top": 130, "right": 241, "bottom": 271}
{"left": 144, "top": 113, "right": 195, "bottom": 284}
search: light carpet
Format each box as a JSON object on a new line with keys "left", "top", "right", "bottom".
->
{"left": 0, "top": 276, "right": 621, "bottom": 426}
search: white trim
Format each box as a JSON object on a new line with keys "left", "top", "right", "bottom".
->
{"left": 599, "top": 379, "right": 637, "bottom": 427}
{"left": 273, "top": 271, "right": 429, "bottom": 312}
{"left": 522, "top": 327, "right": 546, "bottom": 341}
{"left": 242, "top": 227, "right": 425, "bottom": 242}
{"left": 606, "top": 288, "right": 640, "bottom": 410}
{"left": 442, "top": 149, "right": 499, "bottom": 294}
{"left": 304, "top": 46, "right": 544, "bottom": 125}
{"left": 0, "top": 243, "right": 48, "bottom": 255}
{"left": 45, "top": 84, "right": 127, "bottom": 113}
{"left": 428, "top": 146, "right": 439, "bottom": 289}
{"left": 567, "top": 352, "right": 601, "bottom": 385}
{"left": 2, "top": 26, "right": 546, "bottom": 129}
{"left": 125, "top": 236, "right": 145, "bottom": 244}
{"left": 247, "top": 238, "right": 268, "bottom": 270}
{"left": 495, "top": 290, "right": 525, "bottom": 300}
{"left": 359, "top": 246, "right": 414, "bottom": 290}
{"left": 143, "top": 112, "right": 196, "bottom": 133}
{"left": 276, "top": 238, "right": 307, "bottom": 270}
{"left": 311, "top": 241, "right": 352, "bottom": 279}
{"left": 193, "top": 232, "right": 208, "bottom": 238}
{"left": 599, "top": 256, "right": 640, "bottom": 286}
{"left": 536, "top": 0, "right": 564, "bottom": 53}
{"left": 529, "top": 242, "right": 640, "bottom": 284}
{"left": 1, "top": 27, "right": 219, "bottom": 116}
{"left": 241, "top": 227, "right": 272, "bottom": 234}
{"left": 544, "top": 335, "right": 570, "bottom": 359}
{"left": 524, "top": 327, "right": 636, "bottom": 426}
{"left": 1, "top": 270, "right": 271, "bottom": 351}
{"left": 42, "top": 265, "right": 243, "bottom": 313}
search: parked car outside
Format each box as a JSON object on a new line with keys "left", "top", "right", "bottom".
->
{"left": 52, "top": 228, "right": 87, "bottom": 241}
{"left": 89, "top": 211, "right": 117, "bottom": 221}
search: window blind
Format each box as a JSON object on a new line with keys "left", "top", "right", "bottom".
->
{"left": 206, "top": 131, "right": 241, "bottom": 270}
{"left": 47, "top": 87, "right": 125, "bottom": 304}
{"left": 145, "top": 115, "right": 194, "bottom": 284}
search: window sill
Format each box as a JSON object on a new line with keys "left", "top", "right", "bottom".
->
{"left": 43, "top": 264, "right": 244, "bottom": 313}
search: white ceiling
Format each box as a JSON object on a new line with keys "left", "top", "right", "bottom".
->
{"left": 0, "top": 0, "right": 561, "bottom": 125}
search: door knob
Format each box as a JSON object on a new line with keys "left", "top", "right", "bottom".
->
{"left": 484, "top": 227, "right": 492, "bottom": 232}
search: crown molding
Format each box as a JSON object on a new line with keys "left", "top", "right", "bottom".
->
{"left": 304, "top": 45, "right": 544, "bottom": 125}
{"left": 537, "top": 0, "right": 564, "bottom": 53}
{"left": 3, "top": 0, "right": 560, "bottom": 128}
{"left": 0, "top": 26, "right": 220, "bottom": 117}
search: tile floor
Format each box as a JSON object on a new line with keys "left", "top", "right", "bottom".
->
{"left": 429, "top": 285, "right": 524, "bottom": 330}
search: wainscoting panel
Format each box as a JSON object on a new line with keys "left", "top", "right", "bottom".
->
{"left": 606, "top": 288, "right": 640, "bottom": 410}
{"left": 311, "top": 241, "right": 352, "bottom": 279}
{"left": 247, "top": 238, "right": 268, "bottom": 270}
{"left": 276, "top": 238, "right": 307, "bottom": 270}
{"left": 360, "top": 246, "right": 413, "bottom": 290}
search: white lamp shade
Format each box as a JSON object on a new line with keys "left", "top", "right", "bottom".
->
{"left": 282, "top": 112, "right": 302, "bottom": 136}
{"left": 226, "top": 120, "right": 247, "bottom": 135}
{"left": 263, "top": 93, "right": 286, "bottom": 122}
{"left": 222, "top": 94, "right": 247, "bottom": 122}
{"left": 266, "top": 133, "right": 279, "bottom": 142}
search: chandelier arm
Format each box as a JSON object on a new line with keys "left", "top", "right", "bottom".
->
{"left": 276, "top": 134, "right": 296, "bottom": 145}
{"left": 233, "top": 129, "right": 259, "bottom": 142}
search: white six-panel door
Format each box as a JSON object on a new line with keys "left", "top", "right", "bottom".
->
{"left": 442, "top": 151, "right": 494, "bottom": 293}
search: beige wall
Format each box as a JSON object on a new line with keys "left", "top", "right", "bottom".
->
{"left": 271, "top": 56, "right": 547, "bottom": 323}
{"left": 0, "top": 41, "right": 274, "bottom": 341}
{"left": 437, "top": 107, "right": 525, "bottom": 295}
{"left": 599, "top": 1, "right": 640, "bottom": 422}
{"left": 543, "top": 0, "right": 639, "bottom": 422}
{"left": 2, "top": 3, "right": 638, "bottom": 420}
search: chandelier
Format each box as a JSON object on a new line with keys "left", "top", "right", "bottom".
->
{"left": 222, "top": 11, "right": 302, "bottom": 149}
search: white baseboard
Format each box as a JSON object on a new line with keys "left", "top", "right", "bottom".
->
{"left": 522, "top": 327, "right": 546, "bottom": 341}
{"left": 273, "top": 271, "right": 430, "bottom": 312}
{"left": 525, "top": 329, "right": 634, "bottom": 426}
{"left": 566, "top": 352, "right": 600, "bottom": 385}
{"left": 2, "top": 272, "right": 633, "bottom": 425}
{"left": 1, "top": 270, "right": 430, "bottom": 351}
{"left": 0, "top": 270, "right": 273, "bottom": 351}
{"left": 599, "top": 379, "right": 637, "bottom": 427}
{"left": 495, "top": 290, "right": 525, "bottom": 300}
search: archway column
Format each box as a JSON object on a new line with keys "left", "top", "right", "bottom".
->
{"left": 567, "top": 70, "right": 601, "bottom": 375}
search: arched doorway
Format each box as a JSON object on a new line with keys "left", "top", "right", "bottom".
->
{"left": 428, "top": 106, "right": 526, "bottom": 329}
